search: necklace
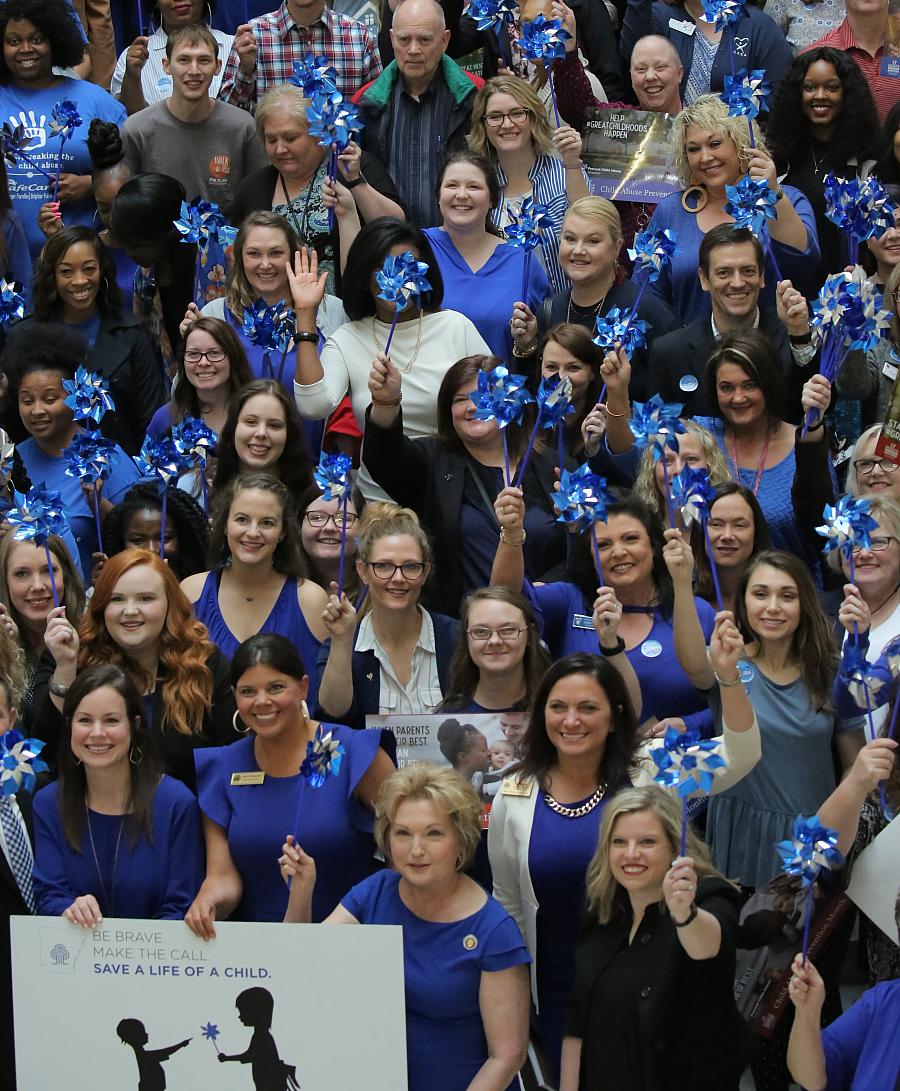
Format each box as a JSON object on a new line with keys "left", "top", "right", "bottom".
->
{"left": 868, "top": 580, "right": 900, "bottom": 621}
{"left": 567, "top": 291, "right": 609, "bottom": 326}
{"left": 372, "top": 311, "right": 424, "bottom": 373}
{"left": 85, "top": 805, "right": 125, "bottom": 918}
{"left": 727, "top": 427, "right": 770, "bottom": 498}
{"left": 543, "top": 784, "right": 606, "bottom": 818}
{"left": 809, "top": 141, "right": 829, "bottom": 179}
{"left": 278, "top": 169, "right": 316, "bottom": 242}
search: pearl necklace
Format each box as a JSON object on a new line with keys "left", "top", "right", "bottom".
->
{"left": 372, "top": 312, "right": 424, "bottom": 373}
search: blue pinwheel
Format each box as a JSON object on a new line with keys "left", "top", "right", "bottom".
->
{"left": 315, "top": 452, "right": 354, "bottom": 595}
{"left": 0, "top": 121, "right": 54, "bottom": 182}
{"left": 839, "top": 643, "right": 892, "bottom": 814}
{"left": 174, "top": 199, "right": 237, "bottom": 305}
{"left": 816, "top": 495, "right": 878, "bottom": 580}
{"left": 721, "top": 68, "right": 771, "bottom": 145}
{"left": 242, "top": 300, "right": 296, "bottom": 383}
{"left": 628, "top": 227, "right": 677, "bottom": 285}
{"left": 49, "top": 99, "right": 83, "bottom": 202}
{"left": 300, "top": 724, "right": 346, "bottom": 788}
{"left": 652, "top": 725, "right": 727, "bottom": 853}
{"left": 824, "top": 174, "right": 897, "bottom": 260}
{"left": 62, "top": 367, "right": 115, "bottom": 424}
{"left": 552, "top": 463, "right": 612, "bottom": 581}
{"left": 305, "top": 89, "right": 364, "bottom": 228}
{"left": 0, "top": 277, "right": 26, "bottom": 332}
{"left": 629, "top": 396, "right": 685, "bottom": 527}
{"left": 200, "top": 1022, "right": 220, "bottom": 1056}
{"left": 592, "top": 306, "right": 650, "bottom": 361}
{"left": 63, "top": 429, "right": 116, "bottom": 553}
{"left": 0, "top": 731, "right": 48, "bottom": 796}
{"left": 725, "top": 175, "right": 784, "bottom": 281}
{"left": 469, "top": 366, "right": 533, "bottom": 486}
{"left": 134, "top": 437, "right": 191, "bottom": 559}
{"left": 505, "top": 197, "right": 554, "bottom": 299}
{"left": 516, "top": 15, "right": 571, "bottom": 124}
{"left": 375, "top": 251, "right": 432, "bottom": 353}
{"left": 775, "top": 815, "right": 843, "bottom": 961}
{"left": 467, "top": 0, "right": 518, "bottom": 62}
{"left": 671, "top": 466, "right": 723, "bottom": 607}
{"left": 515, "top": 375, "right": 574, "bottom": 487}
{"left": 6, "top": 486, "right": 69, "bottom": 606}
{"left": 173, "top": 416, "right": 218, "bottom": 514}
{"left": 289, "top": 53, "right": 338, "bottom": 96}
{"left": 0, "top": 428, "right": 13, "bottom": 486}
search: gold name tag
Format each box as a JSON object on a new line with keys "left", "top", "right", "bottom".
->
{"left": 230, "top": 772, "right": 266, "bottom": 786}
{"left": 501, "top": 778, "right": 532, "bottom": 797}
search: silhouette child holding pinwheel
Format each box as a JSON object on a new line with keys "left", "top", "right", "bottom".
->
{"left": 116, "top": 1018, "right": 190, "bottom": 1091}
{"left": 218, "top": 987, "right": 299, "bottom": 1090}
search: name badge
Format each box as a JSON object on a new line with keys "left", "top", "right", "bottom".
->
{"left": 668, "top": 17, "right": 695, "bottom": 34}
{"left": 880, "top": 55, "right": 900, "bottom": 78}
{"left": 572, "top": 613, "right": 595, "bottom": 630}
{"left": 230, "top": 771, "right": 266, "bottom": 786}
{"left": 883, "top": 360, "right": 898, "bottom": 383}
{"left": 501, "top": 777, "right": 533, "bottom": 797}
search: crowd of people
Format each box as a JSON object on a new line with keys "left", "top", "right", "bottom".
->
{"left": 0, "top": 0, "right": 899, "bottom": 1088}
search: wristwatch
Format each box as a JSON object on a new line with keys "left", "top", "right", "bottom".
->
{"left": 599, "top": 636, "right": 626, "bottom": 657}
{"left": 49, "top": 678, "right": 69, "bottom": 698}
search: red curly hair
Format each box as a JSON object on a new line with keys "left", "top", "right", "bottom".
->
{"left": 78, "top": 550, "right": 215, "bottom": 736}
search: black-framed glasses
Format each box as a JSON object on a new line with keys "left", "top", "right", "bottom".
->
{"left": 853, "top": 458, "right": 900, "bottom": 475}
{"left": 304, "top": 511, "right": 358, "bottom": 529}
{"left": 484, "top": 107, "right": 530, "bottom": 128}
{"left": 366, "top": 561, "right": 427, "bottom": 580}
{"left": 467, "top": 625, "right": 528, "bottom": 643}
{"left": 851, "top": 535, "right": 897, "bottom": 554}
{"left": 184, "top": 348, "right": 226, "bottom": 364}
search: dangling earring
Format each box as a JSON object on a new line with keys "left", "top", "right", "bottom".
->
{"left": 233, "top": 710, "right": 252, "bottom": 735}
{"left": 681, "top": 184, "right": 708, "bottom": 213}
{"left": 129, "top": 746, "right": 143, "bottom": 766}
{"left": 300, "top": 700, "right": 311, "bottom": 723}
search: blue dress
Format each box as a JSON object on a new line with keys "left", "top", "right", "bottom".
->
{"left": 0, "top": 78, "right": 126, "bottom": 258}
{"left": 528, "top": 581, "right": 716, "bottom": 734}
{"left": 18, "top": 434, "right": 143, "bottom": 578}
{"left": 193, "top": 571, "right": 322, "bottom": 709}
{"left": 342, "top": 869, "right": 531, "bottom": 1091}
{"left": 529, "top": 792, "right": 610, "bottom": 1084}
{"left": 822, "top": 980, "right": 900, "bottom": 1091}
{"left": 633, "top": 187, "right": 820, "bottom": 325}
{"left": 194, "top": 727, "right": 379, "bottom": 922}
{"left": 32, "top": 776, "right": 203, "bottom": 919}
{"left": 423, "top": 227, "right": 549, "bottom": 360}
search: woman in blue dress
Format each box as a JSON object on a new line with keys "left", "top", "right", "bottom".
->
{"left": 186, "top": 634, "right": 394, "bottom": 933}
{"left": 6, "top": 322, "right": 143, "bottom": 579}
{"left": 281, "top": 761, "right": 532, "bottom": 1091}
{"left": 181, "top": 472, "right": 327, "bottom": 708}
{"left": 33, "top": 663, "right": 204, "bottom": 923}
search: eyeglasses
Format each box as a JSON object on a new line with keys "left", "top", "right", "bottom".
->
{"left": 853, "top": 458, "right": 899, "bottom": 475}
{"left": 484, "top": 108, "right": 530, "bottom": 128}
{"left": 467, "top": 625, "right": 528, "bottom": 643}
{"left": 184, "top": 348, "right": 226, "bottom": 364}
{"left": 851, "top": 535, "right": 897, "bottom": 554}
{"left": 366, "top": 561, "right": 427, "bottom": 580}
{"left": 304, "top": 511, "right": 358, "bottom": 529}
{"left": 892, "top": 289, "right": 900, "bottom": 303}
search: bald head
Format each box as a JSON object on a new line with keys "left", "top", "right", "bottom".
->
{"left": 391, "top": 0, "right": 451, "bottom": 93}
{"left": 630, "top": 35, "right": 684, "bottom": 115}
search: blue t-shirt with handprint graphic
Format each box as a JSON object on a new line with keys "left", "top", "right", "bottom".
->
{"left": 0, "top": 77, "right": 126, "bottom": 258}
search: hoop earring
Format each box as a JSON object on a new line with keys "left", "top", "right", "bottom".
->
{"left": 129, "top": 746, "right": 143, "bottom": 766}
{"left": 681, "top": 185, "right": 708, "bottom": 213}
{"left": 74, "top": 756, "right": 83, "bottom": 767}
{"left": 455, "top": 853, "right": 464, "bottom": 870}
{"left": 232, "top": 710, "right": 252, "bottom": 735}
{"left": 101, "top": 276, "right": 110, "bottom": 296}
{"left": 300, "top": 700, "right": 310, "bottom": 723}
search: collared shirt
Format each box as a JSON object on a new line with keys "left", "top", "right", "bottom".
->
{"left": 387, "top": 69, "right": 454, "bottom": 228}
{"left": 219, "top": 1, "right": 381, "bottom": 110}
{"left": 711, "top": 308, "right": 816, "bottom": 366}
{"left": 111, "top": 26, "right": 234, "bottom": 104}
{"left": 355, "top": 607, "right": 443, "bottom": 716}
{"left": 805, "top": 20, "right": 899, "bottom": 121}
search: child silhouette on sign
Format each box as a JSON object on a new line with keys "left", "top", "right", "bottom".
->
{"left": 116, "top": 1018, "right": 190, "bottom": 1091}
{"left": 218, "top": 987, "right": 300, "bottom": 1090}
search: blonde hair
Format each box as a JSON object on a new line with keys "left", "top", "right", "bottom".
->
{"left": 564, "top": 196, "right": 623, "bottom": 247}
{"left": 634, "top": 420, "right": 730, "bottom": 523}
{"left": 467, "top": 75, "right": 556, "bottom": 161}
{"left": 374, "top": 762, "right": 482, "bottom": 870}
{"left": 585, "top": 786, "right": 730, "bottom": 923}
{"left": 825, "top": 495, "right": 900, "bottom": 573}
{"left": 846, "top": 424, "right": 891, "bottom": 496}
{"left": 226, "top": 211, "right": 300, "bottom": 322}
{"left": 671, "top": 94, "right": 768, "bottom": 188}
{"left": 355, "top": 502, "right": 432, "bottom": 566}
{"left": 255, "top": 84, "right": 311, "bottom": 142}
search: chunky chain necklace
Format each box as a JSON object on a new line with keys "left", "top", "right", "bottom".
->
{"left": 543, "top": 784, "right": 606, "bottom": 818}
{"left": 371, "top": 311, "right": 424, "bottom": 373}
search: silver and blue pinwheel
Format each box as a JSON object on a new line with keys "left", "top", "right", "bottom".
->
{"left": 62, "top": 366, "right": 115, "bottom": 425}
{"left": 652, "top": 724, "right": 727, "bottom": 853}
{"left": 314, "top": 452, "right": 354, "bottom": 595}
{"left": 629, "top": 396, "right": 685, "bottom": 528}
{"left": 775, "top": 814, "right": 843, "bottom": 961}
{"left": 469, "top": 366, "right": 533, "bottom": 486}
{"left": 0, "top": 731, "right": 48, "bottom": 796}
{"left": 671, "top": 465, "right": 724, "bottom": 607}
{"left": 5, "top": 486, "right": 69, "bottom": 606}
{"left": 516, "top": 15, "right": 571, "bottom": 124}
{"left": 552, "top": 463, "right": 612, "bottom": 581}
{"left": 375, "top": 251, "right": 432, "bottom": 353}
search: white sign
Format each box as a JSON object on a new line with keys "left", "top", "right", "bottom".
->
{"left": 846, "top": 814, "right": 900, "bottom": 942}
{"left": 12, "top": 916, "right": 407, "bottom": 1089}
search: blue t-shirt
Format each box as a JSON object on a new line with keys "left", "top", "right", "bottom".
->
{"left": 18, "top": 433, "right": 142, "bottom": 578}
{"left": 342, "top": 869, "right": 531, "bottom": 1091}
{"left": 33, "top": 776, "right": 203, "bottom": 919}
{"left": 822, "top": 981, "right": 900, "bottom": 1091}
{"left": 194, "top": 727, "right": 379, "bottom": 923}
{"left": 0, "top": 78, "right": 126, "bottom": 257}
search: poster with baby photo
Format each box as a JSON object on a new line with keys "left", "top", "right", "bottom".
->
{"left": 365, "top": 713, "right": 529, "bottom": 804}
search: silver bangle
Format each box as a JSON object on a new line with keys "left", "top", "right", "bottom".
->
{"left": 713, "top": 669, "right": 742, "bottom": 688}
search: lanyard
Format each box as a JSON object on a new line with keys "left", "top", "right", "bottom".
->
{"left": 727, "top": 429, "right": 770, "bottom": 498}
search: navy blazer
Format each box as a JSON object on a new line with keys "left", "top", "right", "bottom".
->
{"left": 314, "top": 612, "right": 461, "bottom": 737}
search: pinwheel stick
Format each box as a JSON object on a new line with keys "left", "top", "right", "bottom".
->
{"left": 277, "top": 343, "right": 291, "bottom": 386}
{"left": 860, "top": 688, "right": 891, "bottom": 816}
{"left": 337, "top": 489, "right": 350, "bottom": 598}
{"left": 591, "top": 524, "right": 604, "bottom": 587}
{"left": 44, "top": 543, "right": 60, "bottom": 609}
{"left": 92, "top": 485, "right": 104, "bottom": 556}
{"left": 501, "top": 431, "right": 511, "bottom": 489}
{"left": 7, "top": 147, "right": 55, "bottom": 183}
{"left": 53, "top": 136, "right": 69, "bottom": 204}
{"left": 159, "top": 490, "right": 168, "bottom": 560}
{"left": 547, "top": 64, "right": 561, "bottom": 128}
{"left": 679, "top": 796, "right": 688, "bottom": 857}
{"left": 204, "top": 1034, "right": 219, "bottom": 1057}
{"left": 888, "top": 695, "right": 900, "bottom": 742}
{"left": 557, "top": 421, "right": 566, "bottom": 473}
{"left": 800, "top": 882, "right": 815, "bottom": 963}
{"left": 659, "top": 452, "right": 676, "bottom": 529}
{"left": 702, "top": 521, "right": 725, "bottom": 612}
{"left": 327, "top": 147, "right": 338, "bottom": 232}
{"left": 193, "top": 251, "right": 203, "bottom": 308}
{"left": 137, "top": 0, "right": 145, "bottom": 35}
{"left": 199, "top": 468, "right": 209, "bottom": 515}
{"left": 514, "top": 414, "right": 544, "bottom": 488}
{"left": 521, "top": 251, "right": 532, "bottom": 304}
{"left": 801, "top": 331, "right": 846, "bottom": 437}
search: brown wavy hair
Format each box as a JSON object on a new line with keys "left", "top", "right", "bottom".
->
{"left": 77, "top": 550, "right": 215, "bottom": 735}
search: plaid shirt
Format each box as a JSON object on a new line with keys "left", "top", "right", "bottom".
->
{"left": 218, "top": 1, "right": 381, "bottom": 110}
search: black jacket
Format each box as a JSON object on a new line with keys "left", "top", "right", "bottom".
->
{"left": 0, "top": 789, "right": 33, "bottom": 1091}
{"left": 26, "top": 647, "right": 238, "bottom": 792}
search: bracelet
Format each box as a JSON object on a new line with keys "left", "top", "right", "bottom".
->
{"left": 774, "top": 187, "right": 785, "bottom": 201}
{"left": 343, "top": 175, "right": 364, "bottom": 190}
{"left": 49, "top": 678, "right": 70, "bottom": 698}
{"left": 512, "top": 342, "right": 537, "bottom": 358}
{"left": 789, "top": 331, "right": 812, "bottom": 345}
{"left": 605, "top": 404, "right": 630, "bottom": 417}
{"left": 713, "top": 669, "right": 742, "bottom": 688}
{"left": 371, "top": 394, "right": 402, "bottom": 408}
{"left": 672, "top": 902, "right": 698, "bottom": 928}
{"left": 295, "top": 331, "right": 318, "bottom": 344}
{"left": 805, "top": 419, "right": 825, "bottom": 433}
{"left": 599, "top": 636, "right": 626, "bottom": 657}
{"left": 499, "top": 527, "right": 527, "bottom": 547}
